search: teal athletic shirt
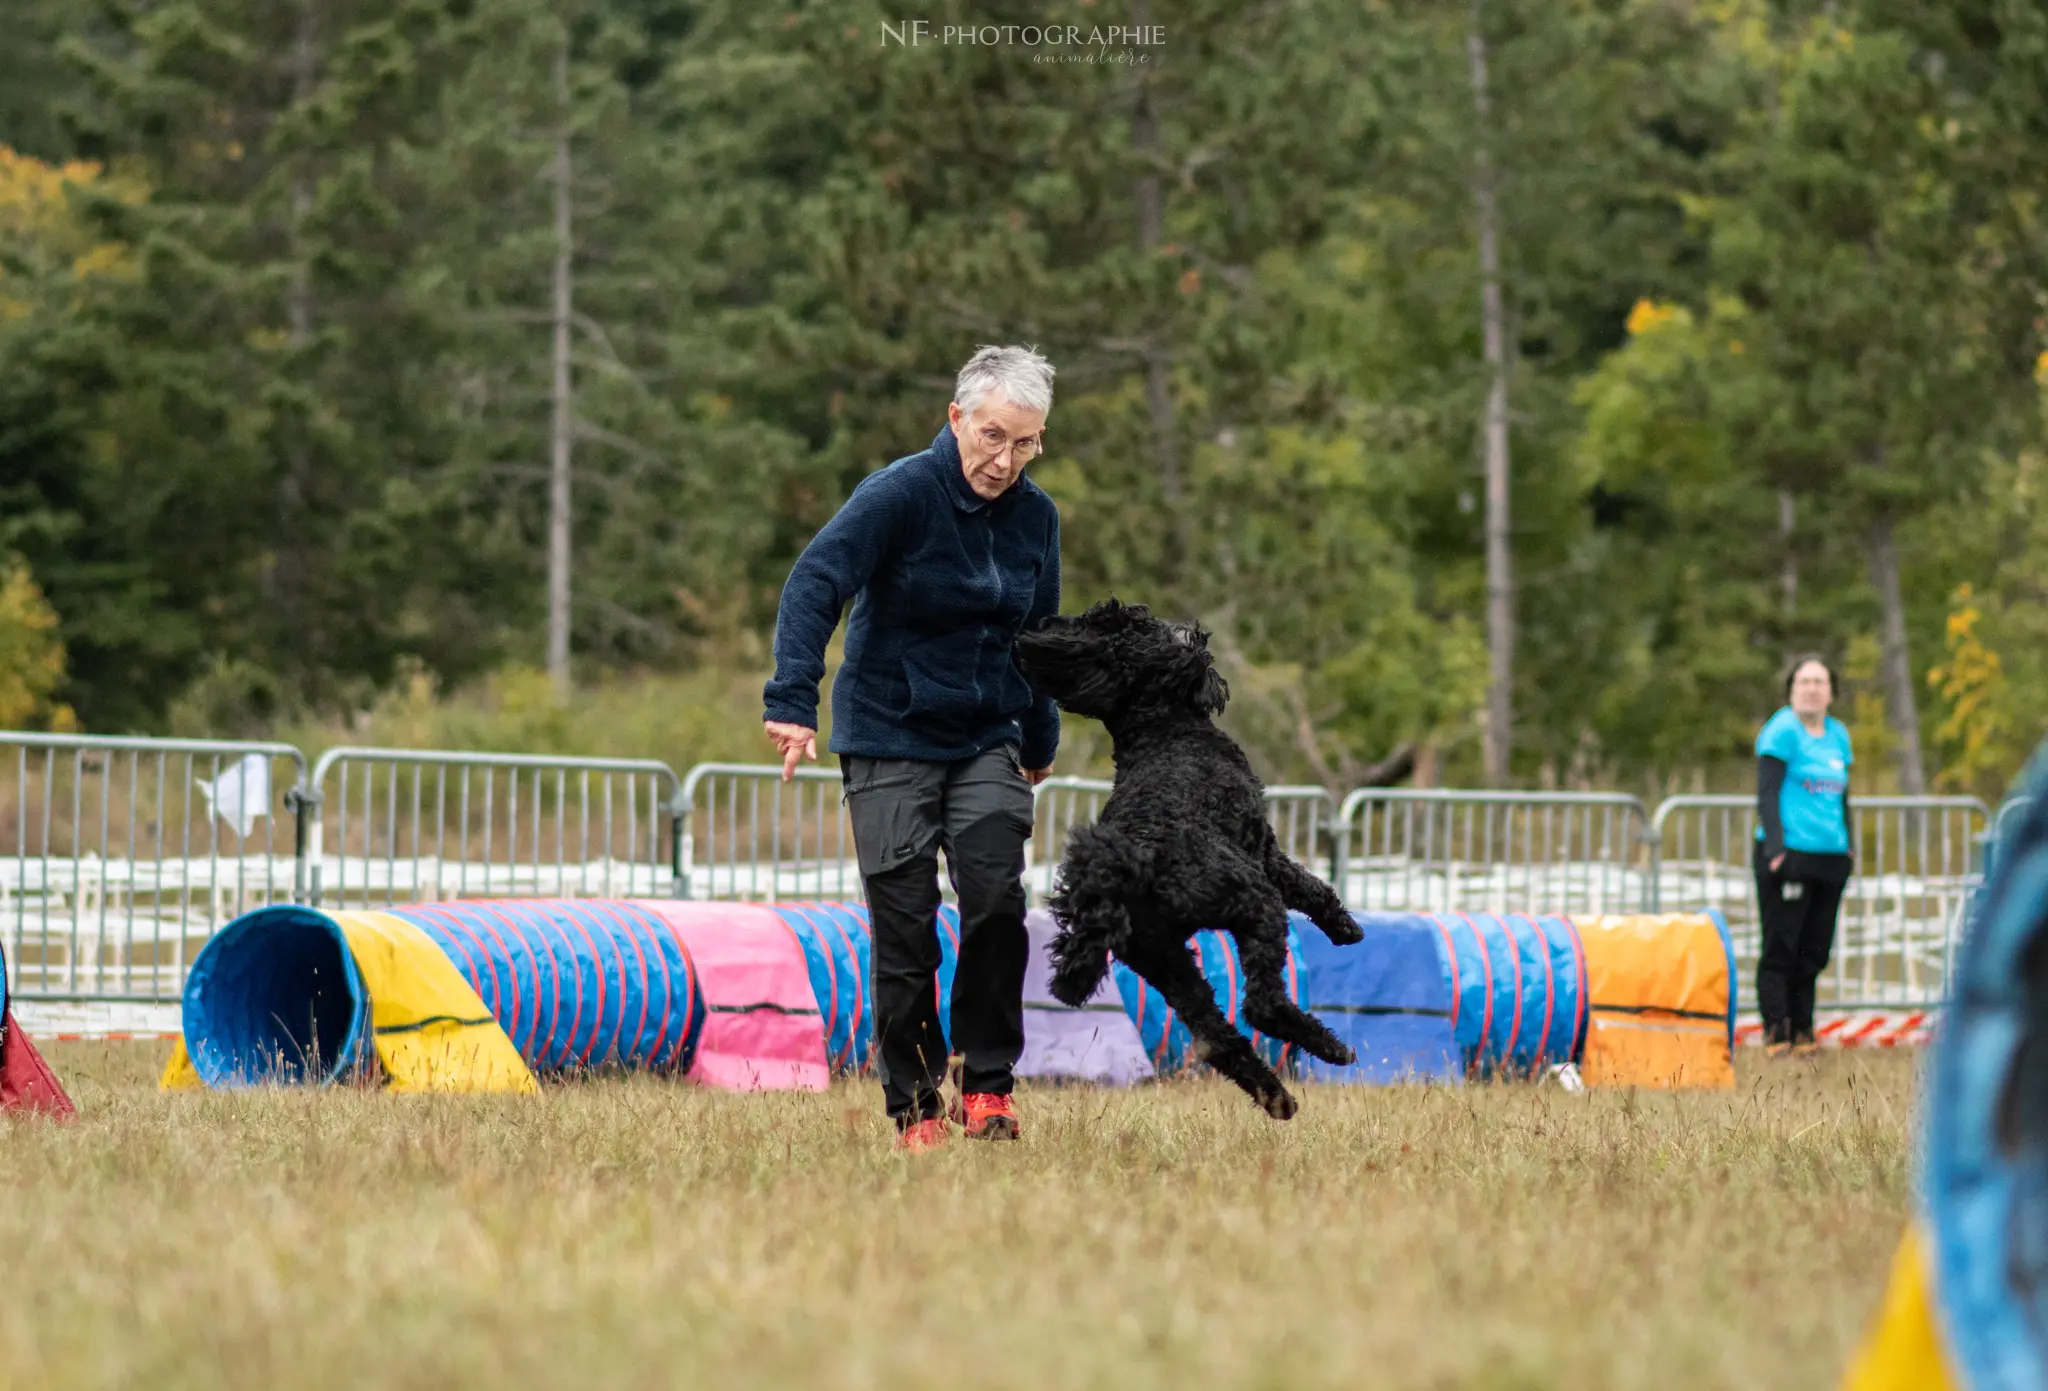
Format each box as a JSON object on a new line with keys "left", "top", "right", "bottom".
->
{"left": 1754, "top": 706, "right": 1854, "bottom": 855}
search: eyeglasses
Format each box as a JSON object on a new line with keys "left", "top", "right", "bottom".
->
{"left": 974, "top": 424, "right": 1043, "bottom": 462}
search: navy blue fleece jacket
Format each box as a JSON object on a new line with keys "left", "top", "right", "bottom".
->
{"left": 763, "top": 424, "right": 1062, "bottom": 768}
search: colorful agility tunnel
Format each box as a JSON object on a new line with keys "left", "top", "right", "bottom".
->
{"left": 1112, "top": 922, "right": 1309, "bottom": 1075}
{"left": 174, "top": 898, "right": 968, "bottom": 1092}
{"left": 1294, "top": 911, "right": 1588, "bottom": 1084}
{"left": 179, "top": 900, "right": 704, "bottom": 1089}
{"left": 761, "top": 901, "right": 964, "bottom": 1071}
{"left": 1575, "top": 911, "right": 1736, "bottom": 1090}
{"left": 1843, "top": 746, "right": 2048, "bottom": 1391}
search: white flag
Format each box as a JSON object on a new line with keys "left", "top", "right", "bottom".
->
{"left": 198, "top": 753, "right": 271, "bottom": 840}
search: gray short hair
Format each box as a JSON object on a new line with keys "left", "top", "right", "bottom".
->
{"left": 953, "top": 344, "right": 1055, "bottom": 415}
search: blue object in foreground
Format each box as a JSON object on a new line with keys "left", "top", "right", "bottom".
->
{"left": 1923, "top": 745, "right": 2048, "bottom": 1389}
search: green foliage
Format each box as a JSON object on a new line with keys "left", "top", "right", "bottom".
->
{"left": 2, "top": 0, "right": 2046, "bottom": 791}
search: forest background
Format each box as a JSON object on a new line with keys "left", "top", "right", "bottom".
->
{"left": 4, "top": 0, "right": 2047, "bottom": 803}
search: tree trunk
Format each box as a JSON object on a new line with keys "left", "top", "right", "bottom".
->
{"left": 1778, "top": 489, "right": 1797, "bottom": 616}
{"left": 275, "top": 0, "right": 320, "bottom": 650}
{"left": 1865, "top": 509, "right": 1927, "bottom": 794}
{"left": 1468, "top": 1, "right": 1513, "bottom": 786}
{"left": 1130, "top": 0, "right": 1186, "bottom": 592}
{"left": 547, "top": 40, "right": 574, "bottom": 702}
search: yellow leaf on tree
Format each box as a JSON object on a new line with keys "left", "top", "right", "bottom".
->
{"left": 0, "top": 556, "right": 67, "bottom": 730}
{"left": 1625, "top": 298, "right": 1679, "bottom": 336}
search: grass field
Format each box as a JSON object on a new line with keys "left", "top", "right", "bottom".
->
{"left": 0, "top": 1044, "right": 1914, "bottom": 1391}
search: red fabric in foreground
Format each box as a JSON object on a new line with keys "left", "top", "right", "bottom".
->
{"left": 631, "top": 901, "right": 831, "bottom": 1092}
{"left": 0, "top": 1010, "right": 76, "bottom": 1118}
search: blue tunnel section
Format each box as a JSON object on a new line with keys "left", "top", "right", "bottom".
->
{"left": 1112, "top": 921, "right": 1306, "bottom": 1075}
{"left": 1097, "top": 910, "right": 1587, "bottom": 1084}
{"left": 1924, "top": 749, "right": 2048, "bottom": 1389}
{"left": 1305, "top": 911, "right": 1587, "bottom": 1083}
{"left": 382, "top": 901, "right": 703, "bottom": 1075}
{"left": 768, "top": 902, "right": 872, "bottom": 1073}
{"left": 764, "top": 901, "right": 961, "bottom": 1073}
{"left": 182, "top": 906, "right": 372, "bottom": 1088}
{"left": 1295, "top": 912, "right": 1459, "bottom": 1083}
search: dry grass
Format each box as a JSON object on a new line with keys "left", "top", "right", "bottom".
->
{"left": 0, "top": 1045, "right": 1915, "bottom": 1391}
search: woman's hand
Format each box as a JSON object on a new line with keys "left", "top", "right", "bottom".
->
{"left": 764, "top": 721, "right": 818, "bottom": 781}
{"left": 1023, "top": 764, "right": 1052, "bottom": 786}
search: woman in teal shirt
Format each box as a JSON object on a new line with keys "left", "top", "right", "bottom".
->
{"left": 1754, "top": 654, "right": 1855, "bottom": 1057}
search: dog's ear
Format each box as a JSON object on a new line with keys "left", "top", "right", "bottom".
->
{"left": 1166, "top": 633, "right": 1229, "bottom": 715}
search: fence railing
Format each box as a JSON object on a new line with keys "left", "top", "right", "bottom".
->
{"left": 1333, "top": 788, "right": 1654, "bottom": 917}
{"left": 677, "top": 769, "right": 1345, "bottom": 906}
{"left": 0, "top": 728, "right": 2015, "bottom": 1016}
{"left": 1265, "top": 785, "right": 1341, "bottom": 879}
{"left": 1650, "top": 794, "right": 1988, "bottom": 1012}
{"left": 1027, "top": 776, "right": 1111, "bottom": 904}
{"left": 677, "top": 762, "right": 858, "bottom": 902}
{"left": 1, "top": 733, "right": 309, "bottom": 1003}
{"left": 305, "top": 747, "right": 683, "bottom": 909}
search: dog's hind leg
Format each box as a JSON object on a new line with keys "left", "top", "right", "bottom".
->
{"left": 1045, "top": 823, "right": 1144, "bottom": 1007}
{"left": 1262, "top": 828, "right": 1363, "bottom": 946}
{"left": 1232, "top": 907, "right": 1355, "bottom": 1069}
{"left": 1122, "top": 937, "right": 1297, "bottom": 1120}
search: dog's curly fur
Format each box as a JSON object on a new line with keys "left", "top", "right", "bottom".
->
{"left": 1014, "top": 597, "right": 1362, "bottom": 1119}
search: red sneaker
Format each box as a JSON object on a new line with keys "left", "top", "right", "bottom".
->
{"left": 894, "top": 1117, "right": 948, "bottom": 1153}
{"left": 951, "top": 1092, "right": 1020, "bottom": 1141}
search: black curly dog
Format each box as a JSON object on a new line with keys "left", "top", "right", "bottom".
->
{"left": 1013, "top": 598, "right": 1362, "bottom": 1119}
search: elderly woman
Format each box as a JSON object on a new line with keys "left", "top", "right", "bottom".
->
{"left": 1753, "top": 654, "right": 1855, "bottom": 1058}
{"left": 762, "top": 345, "right": 1060, "bottom": 1151}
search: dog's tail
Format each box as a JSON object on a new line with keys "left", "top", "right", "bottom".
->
{"left": 1045, "top": 823, "right": 1150, "bottom": 1007}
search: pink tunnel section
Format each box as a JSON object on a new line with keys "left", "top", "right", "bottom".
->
{"left": 631, "top": 901, "right": 831, "bottom": 1093}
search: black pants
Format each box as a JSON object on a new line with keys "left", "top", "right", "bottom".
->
{"left": 1753, "top": 847, "right": 1851, "bottom": 1044}
{"left": 842, "top": 745, "right": 1035, "bottom": 1127}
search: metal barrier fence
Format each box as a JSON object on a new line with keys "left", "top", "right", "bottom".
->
{"left": 1027, "top": 776, "right": 1110, "bottom": 903}
{"left": 675, "top": 768, "right": 1343, "bottom": 906}
{"left": 1, "top": 733, "right": 309, "bottom": 1003}
{"left": 1333, "top": 789, "right": 1654, "bottom": 916}
{"left": 677, "top": 763, "right": 858, "bottom": 901}
{"left": 1266, "top": 786, "right": 1341, "bottom": 879}
{"left": 305, "top": 747, "right": 683, "bottom": 908}
{"left": 1028, "top": 778, "right": 1341, "bottom": 903}
{"left": 1650, "top": 794, "right": 1987, "bottom": 1012}
{"left": 0, "top": 727, "right": 2014, "bottom": 1016}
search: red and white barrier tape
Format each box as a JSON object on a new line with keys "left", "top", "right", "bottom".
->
{"left": 41, "top": 1032, "right": 184, "bottom": 1043}
{"left": 1734, "top": 1012, "right": 1935, "bottom": 1049}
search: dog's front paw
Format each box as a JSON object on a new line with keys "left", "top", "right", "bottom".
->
{"left": 1319, "top": 911, "right": 1364, "bottom": 946}
{"left": 1260, "top": 1086, "right": 1299, "bottom": 1121}
{"left": 1318, "top": 1040, "right": 1356, "bottom": 1067}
